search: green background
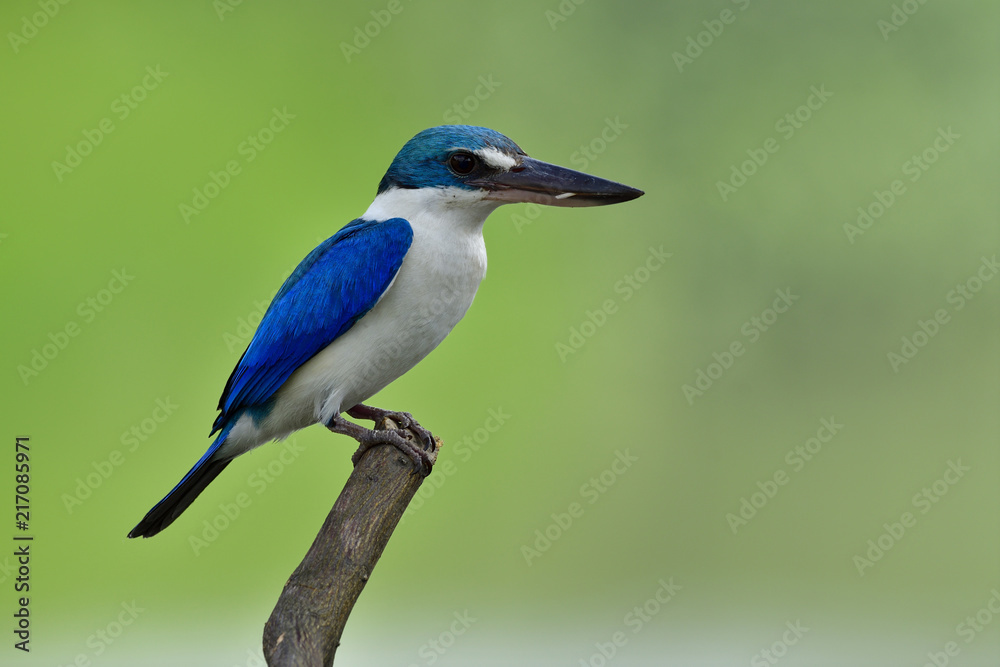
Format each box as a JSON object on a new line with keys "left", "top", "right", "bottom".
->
{"left": 1, "top": 1, "right": 997, "bottom": 664}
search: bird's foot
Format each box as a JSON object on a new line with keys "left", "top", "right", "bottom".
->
{"left": 327, "top": 409, "right": 435, "bottom": 476}
{"left": 346, "top": 404, "right": 437, "bottom": 453}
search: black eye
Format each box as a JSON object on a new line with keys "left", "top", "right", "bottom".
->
{"left": 448, "top": 152, "right": 477, "bottom": 175}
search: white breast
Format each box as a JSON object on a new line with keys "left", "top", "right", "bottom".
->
{"left": 232, "top": 187, "right": 503, "bottom": 450}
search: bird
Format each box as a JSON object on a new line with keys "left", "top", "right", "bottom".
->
{"left": 128, "top": 124, "right": 643, "bottom": 538}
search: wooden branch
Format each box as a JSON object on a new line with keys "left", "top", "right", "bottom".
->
{"left": 263, "top": 418, "right": 440, "bottom": 666}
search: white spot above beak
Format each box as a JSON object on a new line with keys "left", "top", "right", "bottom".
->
{"left": 475, "top": 147, "right": 518, "bottom": 171}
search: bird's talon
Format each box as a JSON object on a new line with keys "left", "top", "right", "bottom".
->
{"left": 340, "top": 405, "right": 436, "bottom": 471}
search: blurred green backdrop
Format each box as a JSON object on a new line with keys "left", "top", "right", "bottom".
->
{"left": 1, "top": 1, "right": 997, "bottom": 665}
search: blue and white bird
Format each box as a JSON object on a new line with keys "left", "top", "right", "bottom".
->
{"left": 128, "top": 125, "right": 643, "bottom": 538}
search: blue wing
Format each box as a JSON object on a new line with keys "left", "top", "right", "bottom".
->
{"left": 212, "top": 218, "right": 413, "bottom": 433}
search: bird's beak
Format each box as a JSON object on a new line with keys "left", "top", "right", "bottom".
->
{"left": 473, "top": 156, "right": 644, "bottom": 207}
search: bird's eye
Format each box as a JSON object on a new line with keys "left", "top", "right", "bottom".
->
{"left": 448, "top": 152, "right": 477, "bottom": 175}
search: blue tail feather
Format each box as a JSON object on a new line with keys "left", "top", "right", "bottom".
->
{"left": 127, "top": 426, "right": 234, "bottom": 538}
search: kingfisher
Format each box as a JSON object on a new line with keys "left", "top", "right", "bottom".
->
{"left": 128, "top": 125, "right": 643, "bottom": 538}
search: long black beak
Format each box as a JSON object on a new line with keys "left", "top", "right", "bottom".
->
{"left": 472, "top": 156, "right": 644, "bottom": 207}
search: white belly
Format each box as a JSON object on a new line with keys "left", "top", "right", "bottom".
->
{"left": 223, "top": 187, "right": 498, "bottom": 455}
{"left": 285, "top": 223, "right": 486, "bottom": 423}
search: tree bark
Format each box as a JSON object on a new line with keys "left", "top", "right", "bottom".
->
{"left": 263, "top": 418, "right": 439, "bottom": 666}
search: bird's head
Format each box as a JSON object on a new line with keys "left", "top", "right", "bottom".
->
{"left": 377, "top": 125, "right": 643, "bottom": 207}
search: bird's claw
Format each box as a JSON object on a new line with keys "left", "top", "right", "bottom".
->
{"left": 349, "top": 429, "right": 433, "bottom": 476}
{"left": 335, "top": 405, "right": 436, "bottom": 476}
{"left": 381, "top": 412, "right": 435, "bottom": 454}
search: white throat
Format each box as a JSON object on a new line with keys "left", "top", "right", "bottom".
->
{"left": 362, "top": 186, "right": 503, "bottom": 234}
